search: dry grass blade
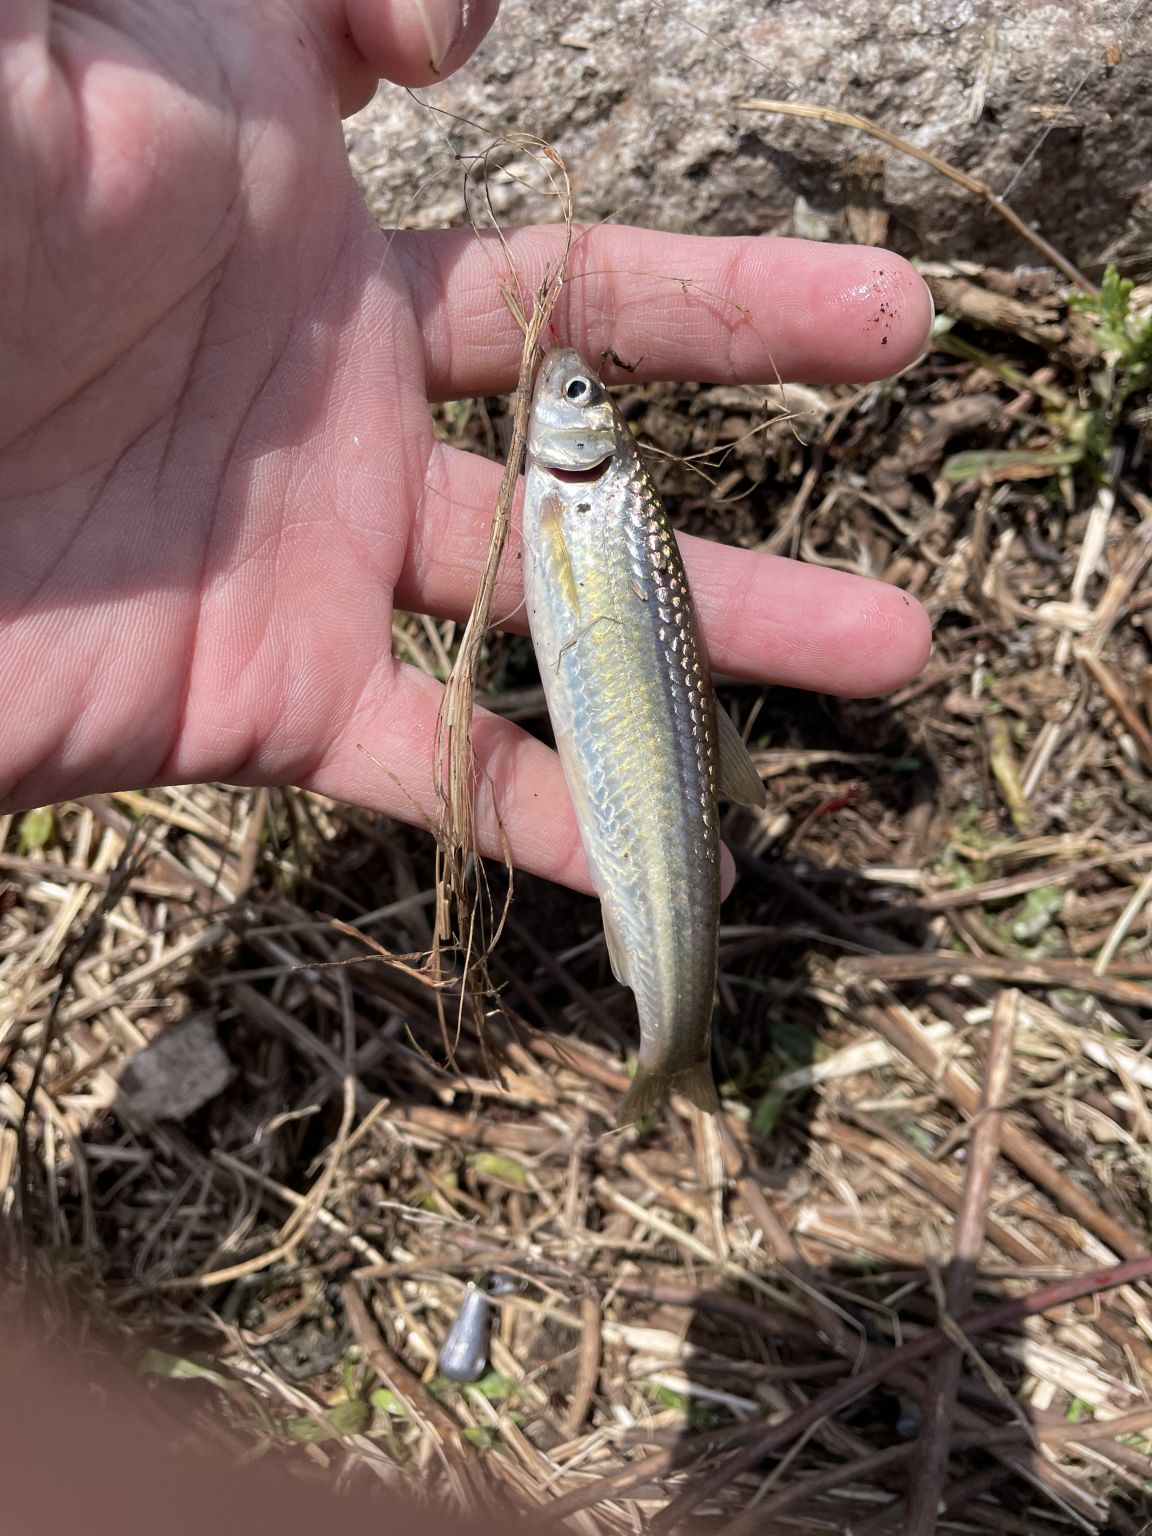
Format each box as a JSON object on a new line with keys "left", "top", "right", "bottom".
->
{"left": 341, "top": 1280, "right": 492, "bottom": 1504}
{"left": 736, "top": 98, "right": 1095, "bottom": 291}
{"left": 430, "top": 137, "right": 573, "bottom": 1060}
{"left": 14, "top": 820, "right": 147, "bottom": 1239}
{"left": 847, "top": 952, "right": 1152, "bottom": 1011}
{"left": 1076, "top": 646, "right": 1152, "bottom": 774}
{"left": 562, "top": 1293, "right": 602, "bottom": 1439}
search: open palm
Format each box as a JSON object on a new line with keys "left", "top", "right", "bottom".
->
{"left": 0, "top": 0, "right": 932, "bottom": 893}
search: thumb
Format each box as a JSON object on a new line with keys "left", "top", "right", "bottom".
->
{"left": 344, "top": 0, "right": 499, "bottom": 91}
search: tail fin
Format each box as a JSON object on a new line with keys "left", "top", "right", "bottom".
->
{"left": 617, "top": 1062, "right": 720, "bottom": 1125}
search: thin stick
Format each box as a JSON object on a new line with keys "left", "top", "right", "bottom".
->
{"left": 717, "top": 1117, "right": 863, "bottom": 1360}
{"left": 1077, "top": 646, "right": 1152, "bottom": 775}
{"left": 906, "top": 990, "right": 1020, "bottom": 1535}
{"left": 856, "top": 991, "right": 1147, "bottom": 1260}
{"left": 847, "top": 951, "right": 1152, "bottom": 1010}
{"left": 562, "top": 1293, "right": 602, "bottom": 1439}
{"left": 1094, "top": 866, "right": 1152, "bottom": 976}
{"left": 661, "top": 1257, "right": 1152, "bottom": 1532}
{"left": 527, "top": 1253, "right": 1152, "bottom": 1533}
{"left": 736, "top": 99, "right": 1095, "bottom": 292}
{"left": 718, "top": 1426, "right": 1032, "bottom": 1533}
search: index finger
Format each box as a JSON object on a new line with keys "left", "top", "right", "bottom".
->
{"left": 391, "top": 226, "right": 933, "bottom": 399}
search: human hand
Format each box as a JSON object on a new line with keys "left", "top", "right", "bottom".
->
{"left": 0, "top": 0, "right": 932, "bottom": 895}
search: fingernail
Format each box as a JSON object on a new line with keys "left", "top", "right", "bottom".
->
{"left": 414, "top": 0, "right": 465, "bottom": 75}
{"left": 901, "top": 274, "right": 937, "bottom": 374}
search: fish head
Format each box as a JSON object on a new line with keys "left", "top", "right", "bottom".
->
{"left": 528, "top": 348, "right": 618, "bottom": 478}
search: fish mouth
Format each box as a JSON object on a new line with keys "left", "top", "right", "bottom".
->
{"left": 545, "top": 457, "right": 614, "bottom": 484}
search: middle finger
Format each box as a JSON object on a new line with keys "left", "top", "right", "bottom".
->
{"left": 400, "top": 441, "right": 932, "bottom": 698}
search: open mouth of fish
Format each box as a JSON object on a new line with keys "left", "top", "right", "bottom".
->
{"left": 544, "top": 457, "right": 614, "bottom": 484}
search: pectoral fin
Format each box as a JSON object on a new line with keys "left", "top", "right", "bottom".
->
{"left": 715, "top": 701, "right": 767, "bottom": 807}
{"left": 537, "top": 493, "right": 580, "bottom": 615}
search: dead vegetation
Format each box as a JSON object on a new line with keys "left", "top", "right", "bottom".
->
{"left": 3, "top": 176, "right": 1152, "bottom": 1536}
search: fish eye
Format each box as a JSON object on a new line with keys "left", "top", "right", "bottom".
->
{"left": 565, "top": 376, "right": 591, "bottom": 402}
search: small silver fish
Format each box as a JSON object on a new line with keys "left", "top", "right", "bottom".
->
{"left": 523, "top": 348, "right": 766, "bottom": 1123}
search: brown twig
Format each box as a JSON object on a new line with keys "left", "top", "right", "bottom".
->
{"left": 561, "top": 1292, "right": 602, "bottom": 1439}
{"left": 431, "top": 139, "right": 572, "bottom": 1060}
{"left": 825, "top": 1117, "right": 1043, "bottom": 1266}
{"left": 637, "top": 1255, "right": 1152, "bottom": 1535}
{"left": 717, "top": 1116, "right": 862, "bottom": 1359}
{"left": 855, "top": 992, "right": 1147, "bottom": 1261}
{"left": 719, "top": 1426, "right": 1031, "bottom": 1533}
{"left": 341, "top": 1280, "right": 490, "bottom": 1499}
{"left": 1077, "top": 645, "right": 1152, "bottom": 774}
{"left": 846, "top": 951, "right": 1152, "bottom": 1009}
{"left": 906, "top": 990, "right": 1020, "bottom": 1535}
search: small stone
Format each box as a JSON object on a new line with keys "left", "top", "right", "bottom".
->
{"left": 116, "top": 1013, "right": 235, "bottom": 1122}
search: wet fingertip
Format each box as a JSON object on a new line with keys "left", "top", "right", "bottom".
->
{"left": 874, "top": 252, "right": 936, "bottom": 372}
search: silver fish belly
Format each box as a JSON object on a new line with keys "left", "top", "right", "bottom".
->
{"left": 522, "top": 348, "right": 763, "bottom": 1123}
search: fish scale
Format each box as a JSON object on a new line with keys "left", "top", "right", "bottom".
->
{"left": 522, "top": 348, "right": 767, "bottom": 1123}
{"left": 556, "top": 473, "right": 719, "bottom": 1029}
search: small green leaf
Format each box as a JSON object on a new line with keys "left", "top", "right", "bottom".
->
{"left": 640, "top": 1382, "right": 690, "bottom": 1411}
{"left": 17, "top": 806, "right": 55, "bottom": 854}
{"left": 469, "top": 1153, "right": 529, "bottom": 1188}
{"left": 137, "top": 1349, "right": 227, "bottom": 1387}
{"left": 370, "top": 1387, "right": 409, "bottom": 1417}
{"left": 285, "top": 1418, "right": 332, "bottom": 1442}
{"left": 325, "top": 1399, "right": 370, "bottom": 1435}
{"left": 462, "top": 1425, "right": 496, "bottom": 1448}
{"left": 942, "top": 447, "right": 1081, "bottom": 483}
{"left": 340, "top": 1350, "right": 365, "bottom": 1399}
{"left": 1010, "top": 883, "right": 1065, "bottom": 943}
{"left": 768, "top": 1020, "right": 815, "bottom": 1068}
{"left": 286, "top": 1400, "right": 370, "bottom": 1441}
{"left": 470, "top": 1371, "right": 514, "bottom": 1400}
{"left": 750, "top": 1089, "right": 786, "bottom": 1140}
{"left": 904, "top": 1122, "right": 935, "bottom": 1154}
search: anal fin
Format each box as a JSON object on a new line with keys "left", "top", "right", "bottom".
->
{"left": 602, "top": 904, "right": 632, "bottom": 990}
{"left": 715, "top": 701, "right": 767, "bottom": 808}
